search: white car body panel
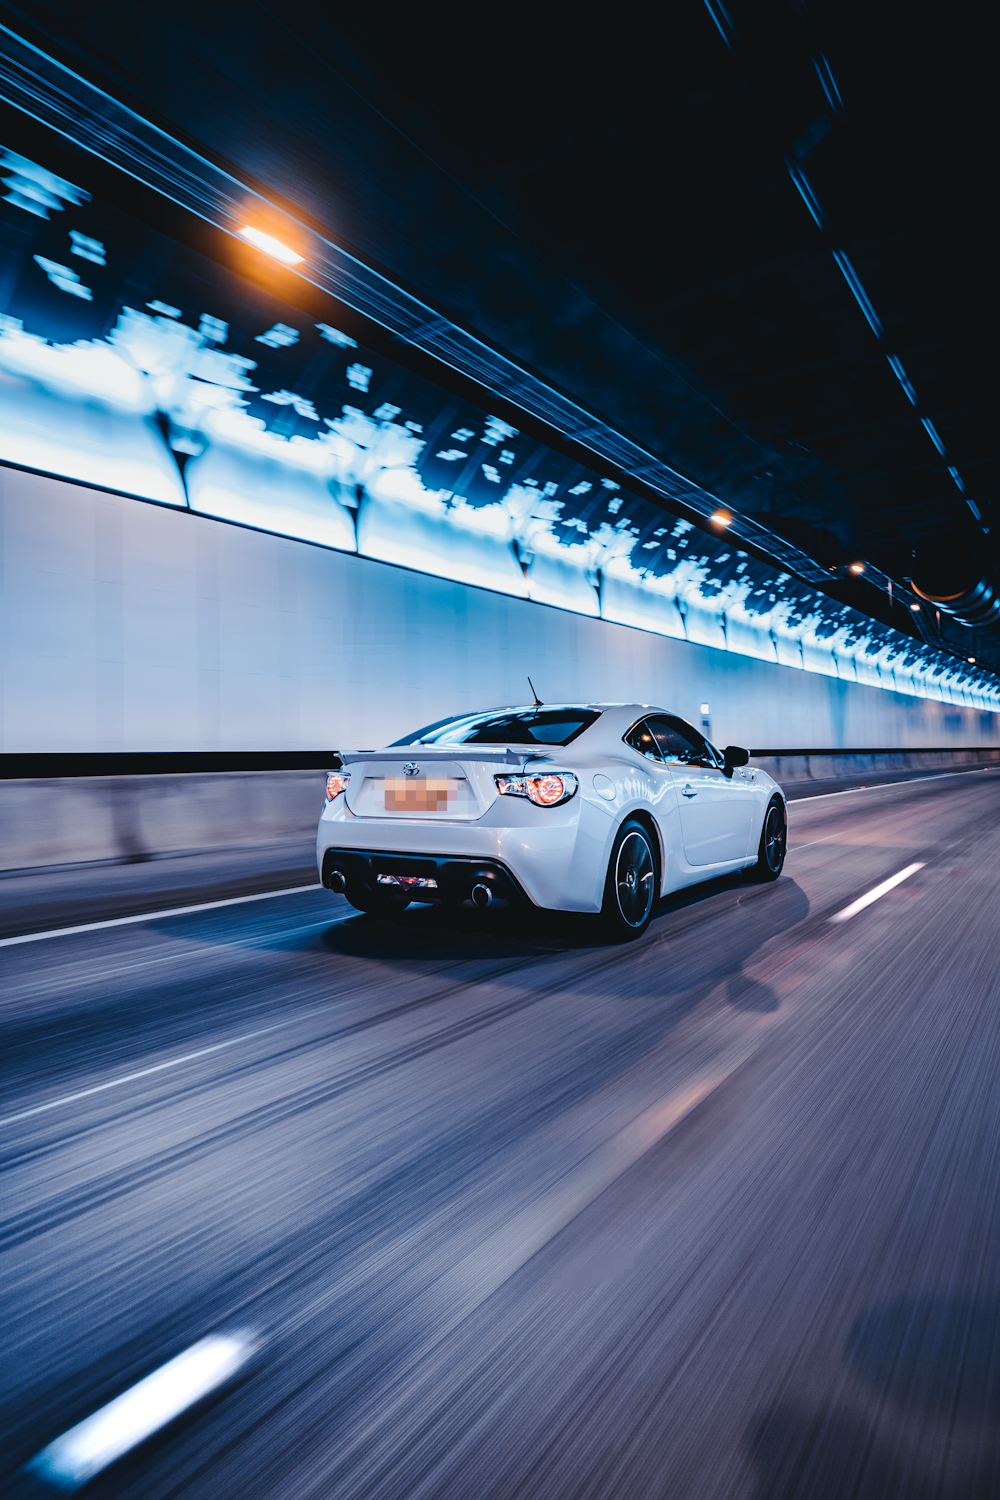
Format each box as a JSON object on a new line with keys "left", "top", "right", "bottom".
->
{"left": 316, "top": 703, "right": 784, "bottom": 914}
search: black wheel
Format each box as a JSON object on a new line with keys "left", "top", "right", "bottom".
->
{"left": 749, "top": 797, "right": 786, "bottom": 881}
{"left": 602, "top": 819, "right": 658, "bottom": 940}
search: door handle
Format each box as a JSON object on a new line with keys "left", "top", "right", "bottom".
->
{"left": 681, "top": 784, "right": 697, "bottom": 797}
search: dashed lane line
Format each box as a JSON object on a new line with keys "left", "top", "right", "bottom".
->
{"left": 25, "top": 1334, "right": 258, "bottom": 1492}
{"left": 829, "top": 862, "right": 926, "bottom": 924}
{"left": 21, "top": 1054, "right": 752, "bottom": 1489}
{"left": 0, "top": 883, "right": 325, "bottom": 948}
{"left": 0, "top": 915, "right": 359, "bottom": 1130}
{"left": 0, "top": 1011, "right": 325, "bottom": 1130}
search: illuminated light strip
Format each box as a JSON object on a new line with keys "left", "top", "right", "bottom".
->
{"left": 786, "top": 162, "right": 827, "bottom": 231}
{"left": 828, "top": 863, "right": 925, "bottom": 924}
{"left": 885, "top": 354, "right": 919, "bottom": 406}
{"left": 0, "top": 883, "right": 323, "bottom": 947}
{"left": 701, "top": 0, "right": 736, "bottom": 48}
{"left": 814, "top": 54, "right": 844, "bottom": 112}
{"left": 238, "top": 225, "right": 302, "bottom": 264}
{"left": 831, "top": 250, "right": 885, "bottom": 340}
{"left": 24, "top": 1335, "right": 256, "bottom": 1491}
{"left": 921, "top": 417, "right": 947, "bottom": 456}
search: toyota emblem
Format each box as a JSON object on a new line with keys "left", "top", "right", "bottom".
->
{"left": 402, "top": 762, "right": 420, "bottom": 776}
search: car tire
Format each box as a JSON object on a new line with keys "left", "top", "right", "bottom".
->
{"left": 601, "top": 819, "right": 658, "bottom": 940}
{"left": 748, "top": 796, "right": 786, "bottom": 881}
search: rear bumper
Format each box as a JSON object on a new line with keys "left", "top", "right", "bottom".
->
{"left": 316, "top": 797, "right": 614, "bottom": 911}
{"left": 320, "top": 846, "right": 530, "bottom": 906}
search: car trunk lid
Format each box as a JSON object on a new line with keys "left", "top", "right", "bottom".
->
{"left": 341, "top": 747, "right": 526, "bottom": 821}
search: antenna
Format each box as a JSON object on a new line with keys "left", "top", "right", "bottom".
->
{"left": 527, "top": 676, "right": 543, "bottom": 706}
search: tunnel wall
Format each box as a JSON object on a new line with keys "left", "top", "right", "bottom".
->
{"left": 3, "top": 465, "right": 999, "bottom": 758}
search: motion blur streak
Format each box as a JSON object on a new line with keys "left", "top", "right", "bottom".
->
{"left": 2, "top": 771, "right": 999, "bottom": 1498}
{"left": 0, "top": 884, "right": 323, "bottom": 948}
{"left": 25, "top": 1335, "right": 255, "bottom": 1490}
{"left": 0, "top": 996, "right": 343, "bottom": 1130}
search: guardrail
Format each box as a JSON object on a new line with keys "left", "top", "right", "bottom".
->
{"left": 749, "top": 748, "right": 1000, "bottom": 786}
{"left": 1, "top": 750, "right": 997, "bottom": 873}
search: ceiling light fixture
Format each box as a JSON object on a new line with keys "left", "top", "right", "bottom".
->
{"left": 710, "top": 511, "right": 732, "bottom": 527}
{"left": 849, "top": 562, "right": 865, "bottom": 574}
{"left": 238, "top": 226, "right": 303, "bottom": 265}
{"left": 910, "top": 603, "right": 921, "bottom": 611}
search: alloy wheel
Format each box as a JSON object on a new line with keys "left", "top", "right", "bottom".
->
{"left": 763, "top": 804, "right": 786, "bottom": 873}
{"left": 615, "top": 830, "right": 655, "bottom": 927}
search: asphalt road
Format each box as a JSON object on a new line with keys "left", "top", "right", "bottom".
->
{"left": 2, "top": 766, "right": 999, "bottom": 1499}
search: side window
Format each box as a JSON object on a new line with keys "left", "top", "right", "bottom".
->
{"left": 623, "top": 719, "right": 662, "bottom": 761}
{"left": 648, "top": 715, "right": 713, "bottom": 767}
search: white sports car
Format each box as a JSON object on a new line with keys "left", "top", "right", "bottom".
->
{"left": 317, "top": 703, "right": 787, "bottom": 939}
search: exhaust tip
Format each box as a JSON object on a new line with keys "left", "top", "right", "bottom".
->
{"left": 328, "top": 869, "right": 347, "bottom": 893}
{"left": 471, "top": 883, "right": 493, "bottom": 908}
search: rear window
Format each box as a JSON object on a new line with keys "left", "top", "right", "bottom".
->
{"left": 400, "top": 707, "right": 602, "bottom": 747}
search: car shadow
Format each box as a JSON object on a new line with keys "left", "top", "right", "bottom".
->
{"left": 744, "top": 1293, "right": 1000, "bottom": 1498}
{"left": 744, "top": 1400, "right": 1000, "bottom": 1500}
{"left": 848, "top": 1294, "right": 1000, "bottom": 1419}
{"left": 318, "top": 900, "right": 597, "bottom": 963}
{"left": 317, "top": 873, "right": 809, "bottom": 1012}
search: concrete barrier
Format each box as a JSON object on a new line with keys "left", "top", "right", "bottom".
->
{"left": 0, "top": 771, "right": 328, "bottom": 873}
{"left": 1, "top": 750, "right": 997, "bottom": 873}
{"left": 750, "top": 748, "right": 1000, "bottom": 786}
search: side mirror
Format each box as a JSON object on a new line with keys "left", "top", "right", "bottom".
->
{"left": 723, "top": 745, "right": 749, "bottom": 778}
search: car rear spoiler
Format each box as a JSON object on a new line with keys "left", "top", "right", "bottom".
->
{"left": 338, "top": 747, "right": 533, "bottom": 766}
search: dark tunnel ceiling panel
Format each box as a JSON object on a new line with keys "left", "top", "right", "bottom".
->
{"left": 0, "top": 0, "right": 996, "bottom": 670}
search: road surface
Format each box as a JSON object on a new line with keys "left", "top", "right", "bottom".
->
{"left": 2, "top": 766, "right": 999, "bottom": 1498}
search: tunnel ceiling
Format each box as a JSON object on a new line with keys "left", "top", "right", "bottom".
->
{"left": 2, "top": 0, "right": 997, "bottom": 671}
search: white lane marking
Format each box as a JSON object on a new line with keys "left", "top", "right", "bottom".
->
{"left": 0, "top": 1021, "right": 305, "bottom": 1129}
{"left": 788, "top": 767, "right": 993, "bottom": 803}
{"left": 829, "top": 863, "right": 925, "bottom": 924}
{"left": 788, "top": 833, "right": 842, "bottom": 852}
{"left": 0, "top": 915, "right": 357, "bottom": 1130}
{"left": 24, "top": 1057, "right": 757, "bottom": 1487}
{"left": 25, "top": 1333, "right": 256, "bottom": 1491}
{"left": 0, "top": 883, "right": 324, "bottom": 948}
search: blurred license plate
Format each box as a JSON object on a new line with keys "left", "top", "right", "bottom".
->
{"left": 383, "top": 777, "right": 458, "bottom": 813}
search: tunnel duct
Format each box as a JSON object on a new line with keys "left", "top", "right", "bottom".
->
{"left": 910, "top": 544, "right": 1000, "bottom": 632}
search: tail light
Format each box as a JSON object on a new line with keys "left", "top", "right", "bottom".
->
{"left": 326, "top": 771, "right": 351, "bottom": 800}
{"left": 494, "top": 772, "right": 577, "bottom": 806}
